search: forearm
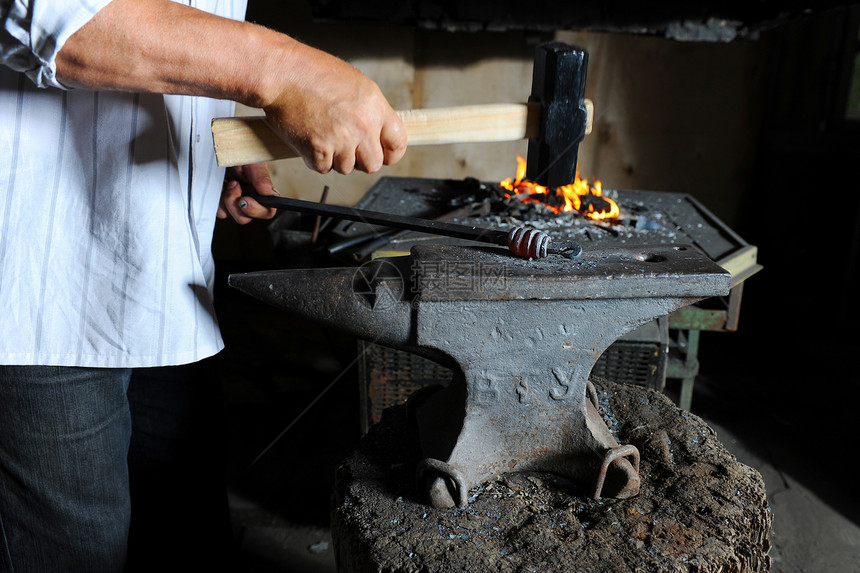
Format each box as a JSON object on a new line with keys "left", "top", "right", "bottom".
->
{"left": 55, "top": 0, "right": 295, "bottom": 108}
{"left": 55, "top": 0, "right": 407, "bottom": 174}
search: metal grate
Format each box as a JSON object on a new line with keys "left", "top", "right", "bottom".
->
{"left": 358, "top": 341, "right": 451, "bottom": 434}
{"left": 591, "top": 341, "right": 665, "bottom": 390}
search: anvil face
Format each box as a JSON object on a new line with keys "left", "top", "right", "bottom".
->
{"left": 228, "top": 243, "right": 731, "bottom": 508}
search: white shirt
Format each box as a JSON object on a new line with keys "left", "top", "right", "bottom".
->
{"left": 0, "top": 0, "right": 248, "bottom": 367}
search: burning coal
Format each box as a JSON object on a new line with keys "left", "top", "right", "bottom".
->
{"left": 499, "top": 156, "right": 620, "bottom": 220}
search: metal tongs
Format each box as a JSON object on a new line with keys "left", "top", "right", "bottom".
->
{"left": 246, "top": 193, "right": 583, "bottom": 260}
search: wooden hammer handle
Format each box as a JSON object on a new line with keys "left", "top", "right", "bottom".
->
{"left": 211, "top": 100, "right": 592, "bottom": 167}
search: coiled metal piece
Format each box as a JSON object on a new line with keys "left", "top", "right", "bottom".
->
{"left": 507, "top": 227, "right": 551, "bottom": 259}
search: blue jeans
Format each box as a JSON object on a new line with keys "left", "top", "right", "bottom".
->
{"left": 0, "top": 366, "right": 132, "bottom": 572}
{"left": 0, "top": 362, "right": 232, "bottom": 572}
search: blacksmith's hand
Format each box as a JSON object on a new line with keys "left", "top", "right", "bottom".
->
{"left": 260, "top": 44, "right": 407, "bottom": 175}
{"left": 217, "top": 163, "right": 278, "bottom": 224}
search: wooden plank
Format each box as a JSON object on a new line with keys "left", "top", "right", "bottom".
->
{"left": 716, "top": 245, "right": 763, "bottom": 287}
{"left": 668, "top": 307, "right": 727, "bottom": 331}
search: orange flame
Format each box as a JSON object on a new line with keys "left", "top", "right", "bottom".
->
{"left": 499, "top": 156, "right": 619, "bottom": 220}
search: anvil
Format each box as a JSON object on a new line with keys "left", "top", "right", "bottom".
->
{"left": 228, "top": 243, "right": 731, "bottom": 508}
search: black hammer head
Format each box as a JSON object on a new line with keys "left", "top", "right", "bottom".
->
{"left": 526, "top": 42, "right": 589, "bottom": 189}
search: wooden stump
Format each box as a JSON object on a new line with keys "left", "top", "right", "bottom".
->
{"left": 331, "top": 379, "right": 772, "bottom": 572}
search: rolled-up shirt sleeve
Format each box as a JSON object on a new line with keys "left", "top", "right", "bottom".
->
{"left": 1, "top": 0, "right": 114, "bottom": 88}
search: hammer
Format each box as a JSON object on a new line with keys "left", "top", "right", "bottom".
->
{"left": 211, "top": 42, "right": 591, "bottom": 188}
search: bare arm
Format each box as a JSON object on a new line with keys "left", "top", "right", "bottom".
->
{"left": 55, "top": 0, "right": 406, "bottom": 175}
